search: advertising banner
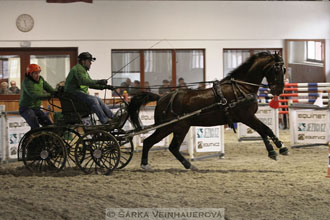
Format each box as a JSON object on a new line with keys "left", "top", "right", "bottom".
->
{"left": 136, "top": 108, "right": 166, "bottom": 147}
{"left": 289, "top": 108, "right": 330, "bottom": 145}
{"left": 7, "top": 116, "right": 30, "bottom": 159}
{"left": 0, "top": 105, "right": 5, "bottom": 160}
{"left": 195, "top": 126, "right": 222, "bottom": 153}
{"left": 237, "top": 105, "right": 279, "bottom": 141}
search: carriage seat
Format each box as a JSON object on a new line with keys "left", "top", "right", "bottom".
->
{"left": 57, "top": 86, "right": 92, "bottom": 124}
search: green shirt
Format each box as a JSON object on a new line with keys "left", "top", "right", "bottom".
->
{"left": 19, "top": 76, "right": 55, "bottom": 108}
{"left": 64, "top": 63, "right": 105, "bottom": 94}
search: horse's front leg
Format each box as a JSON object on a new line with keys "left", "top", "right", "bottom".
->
{"left": 242, "top": 115, "right": 287, "bottom": 160}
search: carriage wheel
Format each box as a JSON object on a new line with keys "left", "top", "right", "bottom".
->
{"left": 113, "top": 129, "right": 134, "bottom": 169}
{"left": 18, "top": 127, "right": 48, "bottom": 161}
{"left": 74, "top": 130, "right": 121, "bottom": 175}
{"left": 22, "top": 131, "right": 67, "bottom": 173}
{"left": 55, "top": 128, "right": 81, "bottom": 167}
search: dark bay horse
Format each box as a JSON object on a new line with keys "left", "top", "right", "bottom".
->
{"left": 127, "top": 52, "right": 288, "bottom": 170}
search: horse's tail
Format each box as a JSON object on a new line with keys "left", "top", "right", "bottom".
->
{"left": 127, "top": 91, "right": 160, "bottom": 130}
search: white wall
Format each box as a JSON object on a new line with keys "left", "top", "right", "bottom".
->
{"left": 0, "top": 0, "right": 330, "bottom": 95}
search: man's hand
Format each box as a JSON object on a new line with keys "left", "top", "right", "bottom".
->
{"left": 98, "top": 79, "right": 108, "bottom": 85}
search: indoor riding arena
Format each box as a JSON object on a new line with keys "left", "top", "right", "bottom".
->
{"left": 1, "top": 1, "right": 330, "bottom": 220}
{"left": 1, "top": 129, "right": 330, "bottom": 220}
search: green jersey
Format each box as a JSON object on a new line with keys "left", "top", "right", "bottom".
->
{"left": 19, "top": 76, "right": 55, "bottom": 108}
{"left": 64, "top": 63, "right": 106, "bottom": 94}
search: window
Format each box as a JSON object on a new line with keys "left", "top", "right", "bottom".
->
{"left": 176, "top": 50, "right": 204, "bottom": 89}
{"left": 0, "top": 55, "right": 21, "bottom": 95}
{"left": 0, "top": 48, "right": 77, "bottom": 100}
{"left": 223, "top": 48, "right": 282, "bottom": 76}
{"left": 306, "top": 41, "right": 323, "bottom": 63}
{"left": 111, "top": 49, "right": 205, "bottom": 95}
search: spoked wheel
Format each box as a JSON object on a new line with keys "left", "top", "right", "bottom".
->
{"left": 22, "top": 131, "right": 67, "bottom": 173}
{"left": 74, "top": 130, "right": 121, "bottom": 175}
{"left": 18, "top": 127, "right": 49, "bottom": 161}
{"left": 113, "top": 129, "right": 134, "bottom": 169}
{"left": 54, "top": 128, "right": 81, "bottom": 167}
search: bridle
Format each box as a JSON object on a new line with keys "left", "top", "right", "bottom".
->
{"left": 231, "top": 56, "right": 285, "bottom": 89}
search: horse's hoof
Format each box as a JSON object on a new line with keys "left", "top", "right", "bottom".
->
{"left": 189, "top": 164, "right": 198, "bottom": 171}
{"left": 141, "top": 164, "right": 153, "bottom": 171}
{"left": 279, "top": 147, "right": 289, "bottom": 156}
{"left": 268, "top": 151, "right": 277, "bottom": 161}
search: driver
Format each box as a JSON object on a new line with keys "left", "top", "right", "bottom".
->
{"left": 19, "top": 64, "right": 55, "bottom": 130}
{"left": 64, "top": 52, "right": 114, "bottom": 124}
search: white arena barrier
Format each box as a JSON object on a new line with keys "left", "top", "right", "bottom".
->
{"left": 182, "top": 126, "right": 225, "bottom": 161}
{"left": 6, "top": 116, "right": 30, "bottom": 160}
{"left": 135, "top": 106, "right": 168, "bottom": 149}
{"left": 0, "top": 106, "right": 30, "bottom": 162}
{"left": 237, "top": 104, "right": 279, "bottom": 141}
{"left": 289, "top": 104, "right": 330, "bottom": 147}
{"left": 0, "top": 105, "right": 6, "bottom": 162}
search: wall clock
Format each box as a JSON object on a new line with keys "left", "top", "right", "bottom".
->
{"left": 16, "top": 14, "right": 34, "bottom": 32}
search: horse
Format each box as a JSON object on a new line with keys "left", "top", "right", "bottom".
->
{"left": 127, "top": 51, "right": 288, "bottom": 171}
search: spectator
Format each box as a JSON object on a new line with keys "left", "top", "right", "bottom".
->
{"left": 125, "top": 78, "right": 132, "bottom": 94}
{"left": 178, "top": 77, "right": 188, "bottom": 90}
{"left": 130, "top": 80, "right": 141, "bottom": 95}
{"left": 159, "top": 79, "right": 171, "bottom": 95}
{"left": 144, "top": 81, "right": 151, "bottom": 92}
{"left": 113, "top": 81, "right": 126, "bottom": 96}
{"left": 0, "top": 82, "right": 13, "bottom": 94}
{"left": 9, "top": 81, "right": 20, "bottom": 94}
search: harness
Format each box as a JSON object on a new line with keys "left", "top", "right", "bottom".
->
{"left": 212, "top": 79, "right": 257, "bottom": 133}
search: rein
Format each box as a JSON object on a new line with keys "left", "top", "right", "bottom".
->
{"left": 230, "top": 79, "right": 267, "bottom": 88}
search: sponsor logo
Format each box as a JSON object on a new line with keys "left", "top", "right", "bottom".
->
{"left": 297, "top": 113, "right": 326, "bottom": 119}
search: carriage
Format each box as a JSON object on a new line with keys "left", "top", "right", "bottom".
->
{"left": 17, "top": 51, "right": 288, "bottom": 174}
{"left": 17, "top": 88, "right": 135, "bottom": 175}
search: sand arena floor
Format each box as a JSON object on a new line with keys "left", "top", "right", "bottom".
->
{"left": 0, "top": 129, "right": 330, "bottom": 220}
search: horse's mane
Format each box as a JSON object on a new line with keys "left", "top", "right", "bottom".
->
{"left": 223, "top": 51, "right": 272, "bottom": 80}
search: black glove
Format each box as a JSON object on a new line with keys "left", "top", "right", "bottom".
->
{"left": 106, "top": 85, "right": 114, "bottom": 90}
{"left": 98, "top": 79, "right": 108, "bottom": 85}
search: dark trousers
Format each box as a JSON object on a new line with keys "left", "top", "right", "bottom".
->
{"left": 19, "top": 107, "right": 52, "bottom": 130}
{"left": 73, "top": 91, "right": 113, "bottom": 124}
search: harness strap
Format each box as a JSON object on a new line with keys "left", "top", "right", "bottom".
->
{"left": 163, "top": 91, "right": 180, "bottom": 116}
{"left": 212, "top": 80, "right": 228, "bottom": 105}
{"left": 212, "top": 80, "right": 236, "bottom": 132}
{"left": 169, "top": 91, "right": 179, "bottom": 117}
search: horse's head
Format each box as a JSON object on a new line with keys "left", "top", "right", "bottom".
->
{"left": 262, "top": 52, "right": 286, "bottom": 96}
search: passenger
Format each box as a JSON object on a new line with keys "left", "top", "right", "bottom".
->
{"left": 64, "top": 52, "right": 115, "bottom": 125}
{"left": 19, "top": 64, "right": 55, "bottom": 130}
{"left": 9, "top": 81, "right": 20, "bottom": 94}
